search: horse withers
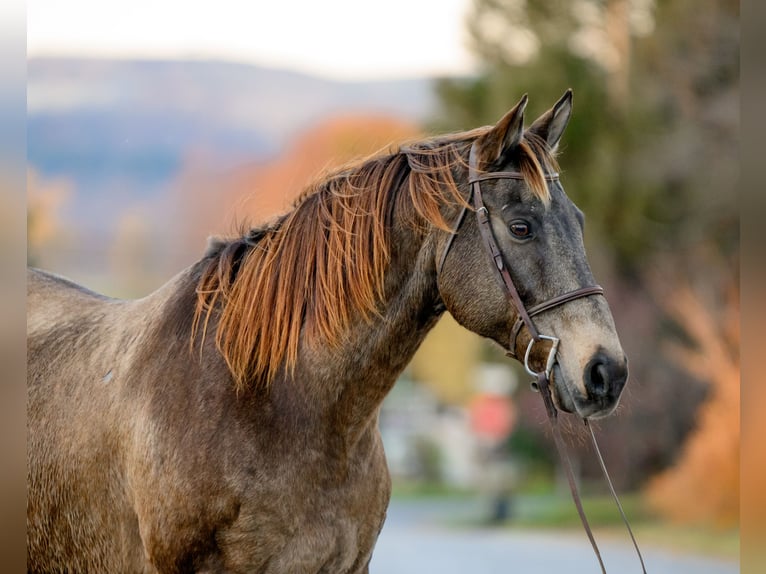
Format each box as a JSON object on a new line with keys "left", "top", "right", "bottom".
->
{"left": 28, "top": 91, "right": 627, "bottom": 573}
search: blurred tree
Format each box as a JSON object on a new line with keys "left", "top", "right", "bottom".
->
{"left": 646, "top": 267, "right": 739, "bottom": 527}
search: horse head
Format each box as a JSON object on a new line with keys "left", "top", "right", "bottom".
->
{"left": 436, "top": 91, "right": 627, "bottom": 419}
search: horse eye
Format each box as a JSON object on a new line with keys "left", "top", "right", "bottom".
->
{"left": 509, "top": 220, "right": 532, "bottom": 238}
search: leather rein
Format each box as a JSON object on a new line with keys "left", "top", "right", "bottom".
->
{"left": 437, "top": 142, "right": 647, "bottom": 573}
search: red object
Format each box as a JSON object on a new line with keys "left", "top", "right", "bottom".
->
{"left": 470, "top": 394, "right": 516, "bottom": 440}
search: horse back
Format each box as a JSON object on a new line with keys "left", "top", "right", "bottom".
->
{"left": 27, "top": 268, "right": 152, "bottom": 572}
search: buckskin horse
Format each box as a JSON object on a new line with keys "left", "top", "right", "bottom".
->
{"left": 27, "top": 91, "right": 628, "bottom": 573}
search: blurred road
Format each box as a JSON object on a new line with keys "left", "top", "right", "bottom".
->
{"left": 370, "top": 499, "right": 739, "bottom": 574}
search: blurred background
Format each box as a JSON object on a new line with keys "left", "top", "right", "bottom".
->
{"left": 27, "top": 0, "right": 739, "bottom": 571}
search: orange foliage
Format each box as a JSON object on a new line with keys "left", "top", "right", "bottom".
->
{"left": 646, "top": 276, "right": 739, "bottom": 527}
{"left": 27, "top": 168, "right": 71, "bottom": 255}
{"left": 167, "top": 115, "right": 421, "bottom": 266}
{"left": 228, "top": 115, "right": 421, "bottom": 223}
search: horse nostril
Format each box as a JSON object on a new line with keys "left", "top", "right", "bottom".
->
{"left": 587, "top": 359, "right": 610, "bottom": 398}
{"left": 583, "top": 352, "right": 629, "bottom": 401}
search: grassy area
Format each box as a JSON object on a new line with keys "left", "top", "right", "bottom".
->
{"left": 391, "top": 482, "right": 739, "bottom": 561}
{"left": 390, "top": 479, "right": 475, "bottom": 500}
{"left": 506, "top": 494, "right": 739, "bottom": 561}
{"left": 508, "top": 494, "right": 739, "bottom": 559}
{"left": 606, "top": 523, "right": 740, "bottom": 561}
{"left": 508, "top": 493, "right": 652, "bottom": 528}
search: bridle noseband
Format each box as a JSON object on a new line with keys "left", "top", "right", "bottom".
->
{"left": 435, "top": 142, "right": 647, "bottom": 574}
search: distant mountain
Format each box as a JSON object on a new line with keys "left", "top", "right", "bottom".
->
{"left": 27, "top": 57, "right": 439, "bottom": 281}
{"left": 28, "top": 57, "right": 437, "bottom": 185}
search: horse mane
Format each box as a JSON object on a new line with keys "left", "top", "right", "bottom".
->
{"left": 192, "top": 129, "right": 559, "bottom": 391}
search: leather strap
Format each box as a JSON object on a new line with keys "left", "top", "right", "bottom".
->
{"left": 470, "top": 171, "right": 560, "bottom": 182}
{"left": 587, "top": 420, "right": 648, "bottom": 573}
{"left": 508, "top": 285, "right": 605, "bottom": 358}
{"left": 468, "top": 144, "right": 541, "bottom": 342}
{"left": 536, "top": 372, "right": 607, "bottom": 574}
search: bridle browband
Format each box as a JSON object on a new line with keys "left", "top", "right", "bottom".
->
{"left": 436, "top": 142, "right": 647, "bottom": 574}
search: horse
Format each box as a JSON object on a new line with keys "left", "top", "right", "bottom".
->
{"left": 27, "top": 91, "right": 628, "bottom": 573}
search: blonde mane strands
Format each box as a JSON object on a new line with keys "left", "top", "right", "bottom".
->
{"left": 192, "top": 133, "right": 557, "bottom": 391}
{"left": 192, "top": 144, "right": 466, "bottom": 390}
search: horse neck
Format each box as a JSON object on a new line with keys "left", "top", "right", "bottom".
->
{"left": 294, "top": 216, "right": 443, "bottom": 441}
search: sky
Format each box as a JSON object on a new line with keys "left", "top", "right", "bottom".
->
{"left": 27, "top": 0, "right": 477, "bottom": 81}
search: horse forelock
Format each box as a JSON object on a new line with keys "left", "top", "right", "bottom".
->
{"left": 516, "top": 132, "right": 559, "bottom": 205}
{"left": 192, "top": 130, "right": 558, "bottom": 391}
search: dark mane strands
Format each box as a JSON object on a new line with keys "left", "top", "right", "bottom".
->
{"left": 192, "top": 131, "right": 558, "bottom": 390}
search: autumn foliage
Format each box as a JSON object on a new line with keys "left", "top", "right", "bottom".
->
{"left": 646, "top": 274, "right": 739, "bottom": 527}
{"left": 229, "top": 115, "right": 422, "bottom": 223}
{"left": 166, "top": 114, "right": 421, "bottom": 270}
{"left": 27, "top": 168, "right": 71, "bottom": 265}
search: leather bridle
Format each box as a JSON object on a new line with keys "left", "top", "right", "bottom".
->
{"left": 436, "top": 142, "right": 647, "bottom": 574}
{"left": 437, "top": 142, "right": 605, "bottom": 364}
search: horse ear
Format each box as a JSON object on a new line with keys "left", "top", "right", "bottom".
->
{"left": 526, "top": 89, "right": 573, "bottom": 150}
{"left": 477, "top": 94, "right": 528, "bottom": 165}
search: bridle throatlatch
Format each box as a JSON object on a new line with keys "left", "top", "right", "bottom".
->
{"left": 437, "top": 142, "right": 647, "bottom": 573}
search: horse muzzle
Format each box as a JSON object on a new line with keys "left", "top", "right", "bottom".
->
{"left": 548, "top": 350, "right": 628, "bottom": 419}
